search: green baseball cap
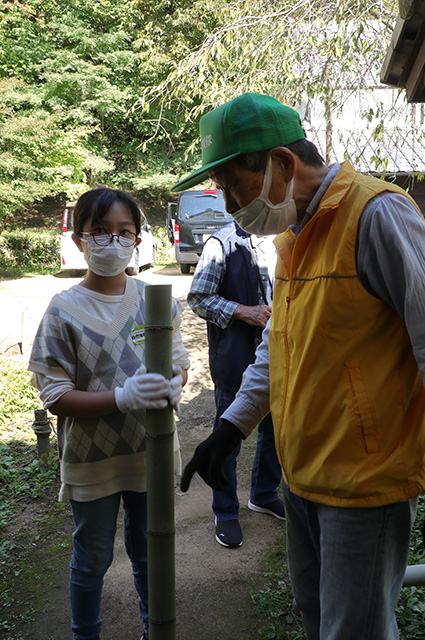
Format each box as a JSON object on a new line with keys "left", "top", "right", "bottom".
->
{"left": 172, "top": 93, "right": 306, "bottom": 192}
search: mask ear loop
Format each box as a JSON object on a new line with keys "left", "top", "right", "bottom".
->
{"left": 260, "top": 154, "right": 293, "bottom": 209}
{"left": 285, "top": 177, "right": 294, "bottom": 203}
{"left": 259, "top": 154, "right": 274, "bottom": 201}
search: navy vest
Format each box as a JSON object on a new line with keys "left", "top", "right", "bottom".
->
{"left": 207, "top": 221, "right": 271, "bottom": 394}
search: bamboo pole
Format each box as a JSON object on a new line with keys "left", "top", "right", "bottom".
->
{"left": 145, "top": 284, "right": 176, "bottom": 640}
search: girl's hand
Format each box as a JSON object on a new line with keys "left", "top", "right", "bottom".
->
{"left": 169, "top": 366, "right": 183, "bottom": 408}
{"left": 115, "top": 365, "right": 170, "bottom": 412}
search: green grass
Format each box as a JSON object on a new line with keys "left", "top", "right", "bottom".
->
{"left": 0, "top": 356, "right": 59, "bottom": 528}
{"left": 397, "top": 503, "right": 425, "bottom": 639}
{"left": 0, "top": 355, "right": 67, "bottom": 637}
{"left": 250, "top": 538, "right": 304, "bottom": 640}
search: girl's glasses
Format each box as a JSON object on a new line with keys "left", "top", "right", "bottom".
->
{"left": 81, "top": 231, "right": 138, "bottom": 247}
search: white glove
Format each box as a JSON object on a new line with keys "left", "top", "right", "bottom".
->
{"left": 115, "top": 365, "right": 170, "bottom": 413}
{"left": 169, "top": 366, "right": 183, "bottom": 408}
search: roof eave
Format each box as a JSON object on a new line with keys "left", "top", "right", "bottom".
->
{"left": 380, "top": 3, "right": 425, "bottom": 102}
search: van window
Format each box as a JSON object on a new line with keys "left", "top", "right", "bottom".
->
{"left": 179, "top": 191, "right": 230, "bottom": 220}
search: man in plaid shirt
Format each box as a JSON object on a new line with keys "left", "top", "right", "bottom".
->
{"left": 187, "top": 219, "right": 285, "bottom": 548}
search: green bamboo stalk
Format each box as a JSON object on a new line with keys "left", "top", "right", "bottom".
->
{"left": 145, "top": 284, "right": 176, "bottom": 640}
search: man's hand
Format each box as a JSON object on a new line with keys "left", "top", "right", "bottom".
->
{"left": 180, "top": 420, "right": 243, "bottom": 491}
{"left": 233, "top": 304, "right": 271, "bottom": 328}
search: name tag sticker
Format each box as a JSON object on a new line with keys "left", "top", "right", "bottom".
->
{"left": 131, "top": 325, "right": 145, "bottom": 345}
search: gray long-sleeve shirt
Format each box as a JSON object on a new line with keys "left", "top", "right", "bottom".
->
{"left": 223, "top": 165, "right": 425, "bottom": 437}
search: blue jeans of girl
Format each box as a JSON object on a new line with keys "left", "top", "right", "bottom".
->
{"left": 70, "top": 491, "right": 148, "bottom": 640}
{"left": 283, "top": 483, "right": 417, "bottom": 640}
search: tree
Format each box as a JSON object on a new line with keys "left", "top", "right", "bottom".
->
{"left": 0, "top": 78, "right": 113, "bottom": 228}
{"left": 0, "top": 0, "right": 420, "bottom": 225}
{"left": 136, "top": 0, "right": 424, "bottom": 176}
{"left": 0, "top": 0, "right": 142, "bottom": 224}
{"left": 0, "top": 0, "right": 222, "bottom": 219}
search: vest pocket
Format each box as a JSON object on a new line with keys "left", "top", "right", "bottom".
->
{"left": 347, "top": 364, "right": 379, "bottom": 454}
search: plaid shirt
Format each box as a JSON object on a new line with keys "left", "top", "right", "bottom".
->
{"left": 187, "top": 232, "right": 276, "bottom": 329}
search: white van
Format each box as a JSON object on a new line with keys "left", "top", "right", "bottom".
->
{"left": 60, "top": 202, "right": 156, "bottom": 276}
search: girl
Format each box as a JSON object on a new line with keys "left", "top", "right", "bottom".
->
{"left": 28, "top": 188, "right": 190, "bottom": 640}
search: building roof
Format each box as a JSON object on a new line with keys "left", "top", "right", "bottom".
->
{"left": 380, "top": 0, "right": 425, "bottom": 102}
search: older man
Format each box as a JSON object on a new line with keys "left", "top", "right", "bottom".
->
{"left": 174, "top": 93, "right": 425, "bottom": 640}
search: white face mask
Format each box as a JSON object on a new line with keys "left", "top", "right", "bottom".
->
{"left": 233, "top": 155, "right": 297, "bottom": 235}
{"left": 81, "top": 236, "right": 135, "bottom": 277}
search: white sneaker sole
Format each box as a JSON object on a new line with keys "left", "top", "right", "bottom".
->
{"left": 214, "top": 517, "right": 243, "bottom": 547}
{"left": 215, "top": 534, "right": 243, "bottom": 548}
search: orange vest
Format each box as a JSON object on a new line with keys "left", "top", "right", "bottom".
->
{"left": 269, "top": 161, "right": 425, "bottom": 507}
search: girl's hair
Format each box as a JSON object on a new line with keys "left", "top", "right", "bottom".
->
{"left": 73, "top": 188, "right": 142, "bottom": 236}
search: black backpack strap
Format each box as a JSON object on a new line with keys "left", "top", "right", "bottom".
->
{"left": 248, "top": 239, "right": 269, "bottom": 304}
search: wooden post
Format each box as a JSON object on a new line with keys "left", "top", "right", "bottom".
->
{"left": 145, "top": 284, "right": 176, "bottom": 640}
{"left": 31, "top": 408, "right": 52, "bottom": 468}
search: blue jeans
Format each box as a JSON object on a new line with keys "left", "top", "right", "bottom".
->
{"left": 212, "top": 386, "right": 282, "bottom": 521}
{"left": 283, "top": 484, "right": 417, "bottom": 640}
{"left": 70, "top": 491, "right": 148, "bottom": 640}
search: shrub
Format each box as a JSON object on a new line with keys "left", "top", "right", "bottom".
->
{"left": 0, "top": 231, "right": 60, "bottom": 279}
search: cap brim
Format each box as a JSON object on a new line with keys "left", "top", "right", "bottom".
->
{"left": 171, "top": 151, "right": 241, "bottom": 192}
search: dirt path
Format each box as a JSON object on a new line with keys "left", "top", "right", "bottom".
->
{"left": 1, "top": 268, "right": 287, "bottom": 640}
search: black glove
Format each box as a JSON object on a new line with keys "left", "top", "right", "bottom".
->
{"left": 180, "top": 419, "right": 243, "bottom": 492}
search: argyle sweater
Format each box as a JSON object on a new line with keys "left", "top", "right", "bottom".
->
{"left": 29, "top": 277, "right": 182, "bottom": 491}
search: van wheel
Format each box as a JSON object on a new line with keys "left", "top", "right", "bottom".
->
{"left": 180, "top": 264, "right": 191, "bottom": 274}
